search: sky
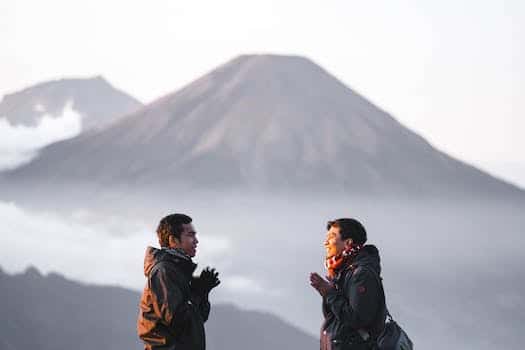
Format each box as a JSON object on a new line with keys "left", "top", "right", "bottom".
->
{"left": 1, "top": 0, "right": 524, "bottom": 187}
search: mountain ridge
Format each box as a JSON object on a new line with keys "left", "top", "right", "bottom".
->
{"left": 0, "top": 265, "right": 317, "bottom": 350}
{"left": 0, "top": 76, "right": 143, "bottom": 130}
{"left": 1, "top": 54, "right": 523, "bottom": 199}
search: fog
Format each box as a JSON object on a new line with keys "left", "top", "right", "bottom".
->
{"left": 0, "top": 102, "right": 82, "bottom": 170}
{"left": 1, "top": 193, "right": 524, "bottom": 349}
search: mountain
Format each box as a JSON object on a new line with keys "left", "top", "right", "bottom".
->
{"left": 0, "top": 266, "right": 316, "bottom": 350}
{"left": 1, "top": 55, "right": 523, "bottom": 198}
{"left": 0, "top": 76, "right": 143, "bottom": 131}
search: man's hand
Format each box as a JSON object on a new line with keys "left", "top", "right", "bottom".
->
{"left": 199, "top": 267, "right": 220, "bottom": 293}
{"left": 309, "top": 272, "right": 334, "bottom": 297}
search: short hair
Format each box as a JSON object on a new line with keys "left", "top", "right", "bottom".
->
{"left": 157, "top": 213, "right": 193, "bottom": 247}
{"left": 327, "top": 218, "right": 367, "bottom": 245}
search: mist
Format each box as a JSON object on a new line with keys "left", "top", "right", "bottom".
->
{"left": 0, "top": 199, "right": 273, "bottom": 301}
{"left": 1, "top": 193, "right": 524, "bottom": 349}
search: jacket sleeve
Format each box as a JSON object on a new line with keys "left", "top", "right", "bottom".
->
{"left": 324, "top": 268, "right": 380, "bottom": 329}
{"left": 190, "top": 277, "right": 211, "bottom": 322}
{"left": 149, "top": 264, "right": 192, "bottom": 329}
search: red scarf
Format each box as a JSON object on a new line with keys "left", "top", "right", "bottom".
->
{"left": 325, "top": 243, "right": 363, "bottom": 279}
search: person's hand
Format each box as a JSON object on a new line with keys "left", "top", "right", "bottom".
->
{"left": 309, "top": 272, "right": 334, "bottom": 297}
{"left": 199, "top": 267, "right": 220, "bottom": 293}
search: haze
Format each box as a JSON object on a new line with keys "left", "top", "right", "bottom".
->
{"left": 1, "top": 192, "right": 524, "bottom": 349}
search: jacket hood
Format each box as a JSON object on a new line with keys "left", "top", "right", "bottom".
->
{"left": 352, "top": 244, "right": 382, "bottom": 275}
{"left": 143, "top": 246, "right": 196, "bottom": 277}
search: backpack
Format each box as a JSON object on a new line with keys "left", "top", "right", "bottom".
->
{"left": 359, "top": 266, "right": 414, "bottom": 350}
{"left": 376, "top": 314, "right": 413, "bottom": 350}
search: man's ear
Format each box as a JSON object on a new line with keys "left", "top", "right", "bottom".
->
{"left": 168, "top": 235, "right": 181, "bottom": 249}
{"left": 343, "top": 238, "right": 353, "bottom": 249}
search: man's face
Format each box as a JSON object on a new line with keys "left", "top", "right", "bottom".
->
{"left": 170, "top": 223, "right": 198, "bottom": 257}
{"left": 324, "top": 226, "right": 350, "bottom": 258}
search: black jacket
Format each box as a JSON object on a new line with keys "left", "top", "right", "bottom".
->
{"left": 321, "top": 245, "right": 386, "bottom": 350}
{"left": 137, "top": 247, "right": 210, "bottom": 350}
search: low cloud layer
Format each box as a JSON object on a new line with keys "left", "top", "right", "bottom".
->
{"left": 0, "top": 102, "right": 82, "bottom": 170}
{"left": 1, "top": 195, "right": 524, "bottom": 349}
{"left": 0, "top": 201, "right": 232, "bottom": 289}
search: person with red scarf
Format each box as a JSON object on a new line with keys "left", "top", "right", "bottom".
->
{"left": 310, "top": 218, "right": 386, "bottom": 350}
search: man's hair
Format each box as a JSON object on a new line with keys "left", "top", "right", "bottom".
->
{"left": 157, "top": 213, "right": 193, "bottom": 247}
{"left": 327, "top": 218, "right": 367, "bottom": 245}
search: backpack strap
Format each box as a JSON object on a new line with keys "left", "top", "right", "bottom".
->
{"left": 355, "top": 265, "right": 392, "bottom": 340}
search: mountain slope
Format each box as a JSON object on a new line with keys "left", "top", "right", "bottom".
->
{"left": 2, "top": 55, "right": 522, "bottom": 197}
{"left": 0, "top": 266, "right": 316, "bottom": 350}
{"left": 0, "top": 76, "right": 143, "bottom": 131}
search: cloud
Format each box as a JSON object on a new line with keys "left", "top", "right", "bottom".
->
{"left": 223, "top": 275, "right": 266, "bottom": 294}
{"left": 0, "top": 101, "right": 82, "bottom": 170}
{"left": 0, "top": 201, "right": 232, "bottom": 290}
{"left": 222, "top": 275, "right": 283, "bottom": 296}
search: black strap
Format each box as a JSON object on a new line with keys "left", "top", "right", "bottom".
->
{"left": 356, "top": 266, "right": 393, "bottom": 334}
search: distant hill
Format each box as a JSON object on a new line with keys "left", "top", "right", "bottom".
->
{"left": 0, "top": 266, "right": 316, "bottom": 350}
{"left": 0, "top": 76, "right": 143, "bottom": 131}
{"left": 1, "top": 55, "right": 523, "bottom": 199}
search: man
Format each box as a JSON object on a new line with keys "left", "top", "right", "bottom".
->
{"left": 138, "top": 213, "right": 220, "bottom": 350}
{"left": 310, "top": 218, "right": 386, "bottom": 350}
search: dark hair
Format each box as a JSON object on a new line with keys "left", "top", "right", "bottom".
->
{"left": 327, "top": 218, "right": 367, "bottom": 245}
{"left": 157, "top": 213, "right": 193, "bottom": 247}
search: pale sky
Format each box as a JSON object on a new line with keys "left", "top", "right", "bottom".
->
{"left": 1, "top": 0, "right": 524, "bottom": 188}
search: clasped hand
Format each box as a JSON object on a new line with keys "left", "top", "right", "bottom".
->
{"left": 193, "top": 267, "right": 220, "bottom": 295}
{"left": 309, "top": 272, "right": 334, "bottom": 297}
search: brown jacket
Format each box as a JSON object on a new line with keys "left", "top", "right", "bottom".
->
{"left": 137, "top": 247, "right": 210, "bottom": 350}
